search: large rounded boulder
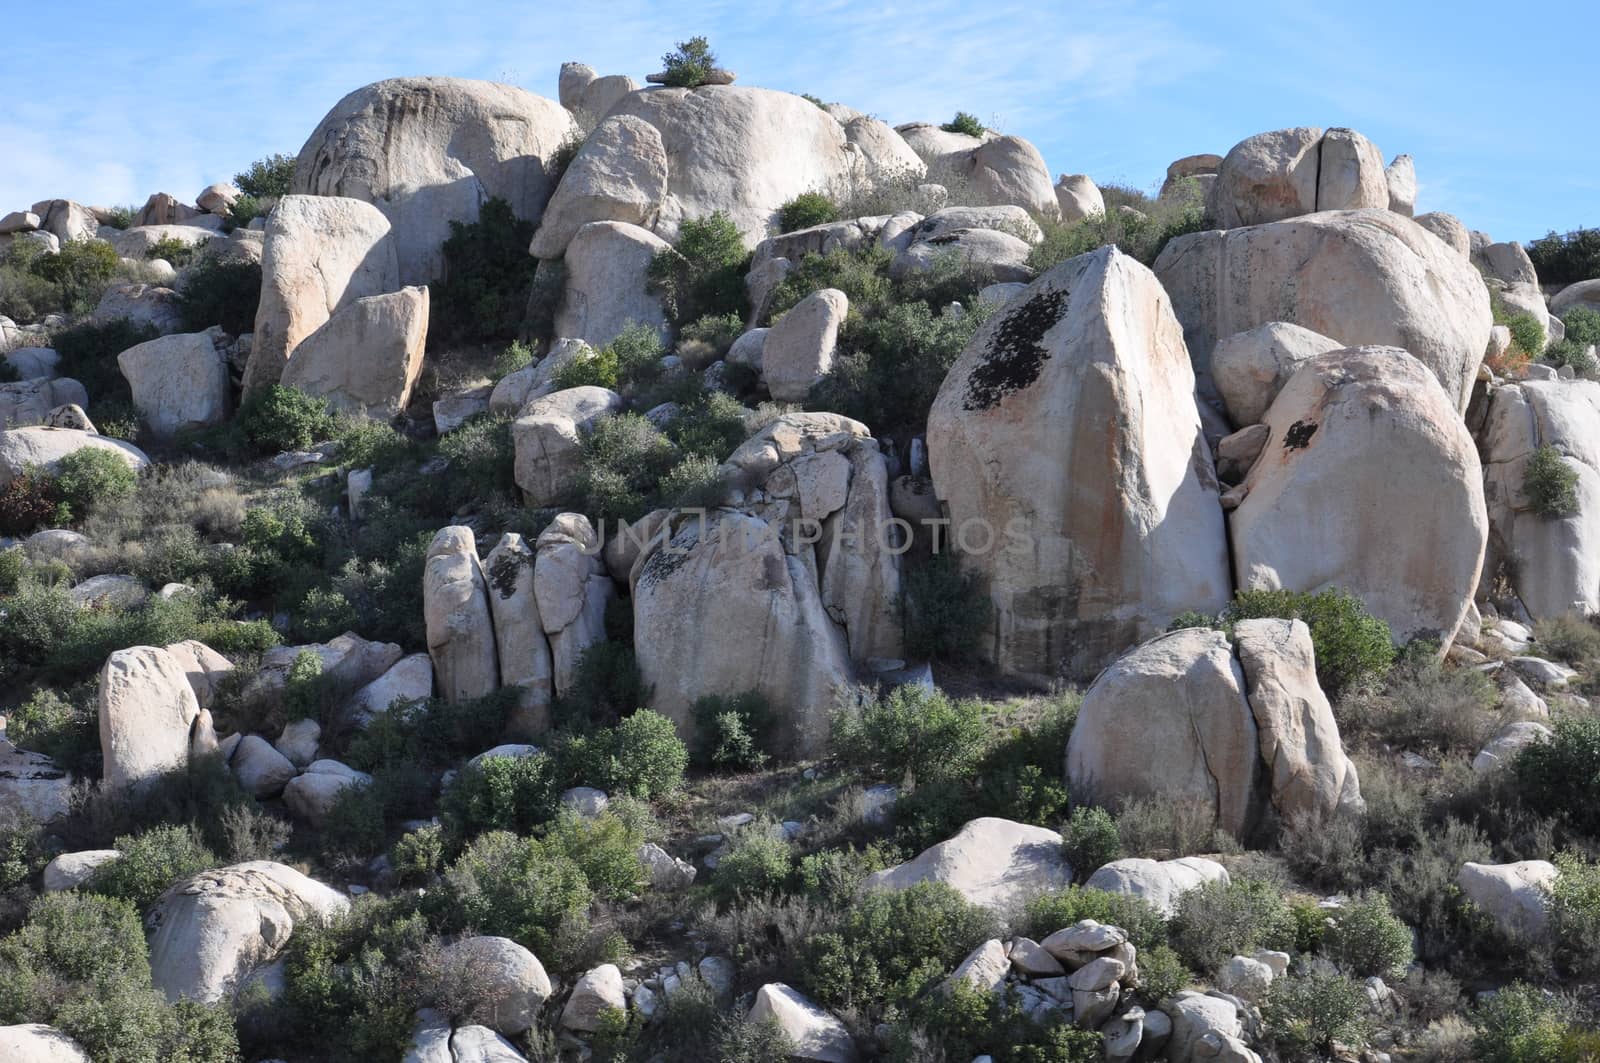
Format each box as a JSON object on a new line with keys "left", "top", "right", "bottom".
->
{"left": 927, "top": 245, "right": 1230, "bottom": 682}
{"left": 294, "top": 76, "right": 577, "bottom": 286}
{"left": 1154, "top": 209, "right": 1493, "bottom": 413}
{"left": 1211, "top": 126, "right": 1389, "bottom": 228}
{"left": 1230, "top": 347, "right": 1487, "bottom": 647}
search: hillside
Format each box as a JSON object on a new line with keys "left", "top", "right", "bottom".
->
{"left": 2, "top": 41, "right": 1600, "bottom": 1063}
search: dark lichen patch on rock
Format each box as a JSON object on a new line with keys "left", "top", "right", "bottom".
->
{"left": 1283, "top": 419, "right": 1318, "bottom": 450}
{"left": 963, "top": 286, "right": 1069, "bottom": 411}
{"left": 487, "top": 551, "right": 527, "bottom": 599}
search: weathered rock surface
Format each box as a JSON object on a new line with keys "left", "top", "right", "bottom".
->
{"left": 535, "top": 514, "right": 614, "bottom": 697}
{"left": 0, "top": 427, "right": 148, "bottom": 489}
{"left": 246, "top": 195, "right": 398, "bottom": 395}
{"left": 863, "top": 817, "right": 1070, "bottom": 913}
{"left": 424, "top": 526, "right": 499, "bottom": 704}
{"left": 746, "top": 983, "right": 857, "bottom": 1063}
{"left": 1086, "top": 857, "right": 1232, "bottom": 917}
{"left": 553, "top": 221, "right": 671, "bottom": 351}
{"left": 764, "top": 288, "right": 847, "bottom": 402}
{"left": 928, "top": 246, "right": 1230, "bottom": 681}
{"left": 294, "top": 76, "right": 577, "bottom": 285}
{"left": 98, "top": 646, "right": 206, "bottom": 791}
{"left": 1211, "top": 127, "right": 1387, "bottom": 228}
{"left": 530, "top": 115, "right": 668, "bottom": 258}
{"left": 483, "top": 532, "right": 554, "bottom": 737}
{"left": 118, "top": 331, "right": 230, "bottom": 437}
{"left": 280, "top": 286, "right": 428, "bottom": 419}
{"left": 1154, "top": 209, "right": 1493, "bottom": 413}
{"left": 1230, "top": 347, "right": 1487, "bottom": 646}
{"left": 1210, "top": 321, "right": 1342, "bottom": 428}
{"left": 0, "top": 1025, "right": 92, "bottom": 1063}
{"left": 442, "top": 936, "right": 551, "bottom": 1036}
{"left": 1457, "top": 860, "right": 1558, "bottom": 938}
{"left": 512, "top": 386, "right": 624, "bottom": 506}
{"left": 146, "top": 861, "right": 349, "bottom": 1002}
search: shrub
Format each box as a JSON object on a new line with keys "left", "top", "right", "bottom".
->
{"left": 1019, "top": 886, "right": 1168, "bottom": 952}
{"left": 797, "top": 881, "right": 999, "bottom": 1008}
{"left": 52, "top": 318, "right": 159, "bottom": 408}
{"left": 648, "top": 211, "right": 749, "bottom": 326}
{"left": 440, "top": 751, "right": 559, "bottom": 839}
{"left": 691, "top": 691, "right": 777, "bottom": 771}
{"left": 431, "top": 196, "right": 537, "bottom": 344}
{"left": 390, "top": 824, "right": 445, "bottom": 885}
{"left": 87, "top": 824, "right": 217, "bottom": 911}
{"left": 1542, "top": 339, "right": 1597, "bottom": 374}
{"left": 230, "top": 384, "right": 337, "bottom": 455}
{"left": 227, "top": 193, "right": 266, "bottom": 228}
{"left": 145, "top": 235, "right": 198, "bottom": 268}
{"left": 1547, "top": 850, "right": 1600, "bottom": 979}
{"left": 234, "top": 153, "right": 296, "bottom": 198}
{"left": 319, "top": 782, "right": 387, "bottom": 858}
{"left": 1339, "top": 655, "right": 1498, "bottom": 755}
{"left": 777, "top": 192, "right": 839, "bottom": 233}
{"left": 665, "top": 389, "right": 749, "bottom": 460}
{"left": 1515, "top": 715, "right": 1600, "bottom": 837}
{"left": 542, "top": 810, "right": 648, "bottom": 901}
{"left": 901, "top": 552, "right": 992, "bottom": 661}
{"left": 1224, "top": 587, "right": 1396, "bottom": 699}
{"left": 51, "top": 446, "right": 137, "bottom": 523}
{"left": 436, "top": 412, "right": 519, "bottom": 507}
{"left": 491, "top": 339, "right": 535, "bottom": 378}
{"left": 713, "top": 830, "right": 793, "bottom": 904}
{"left": 555, "top": 641, "right": 651, "bottom": 729}
{"left": 1525, "top": 445, "right": 1581, "bottom": 518}
{"left": 0, "top": 581, "right": 77, "bottom": 682}
{"left": 1264, "top": 969, "right": 1374, "bottom": 1057}
{"left": 811, "top": 298, "right": 987, "bottom": 441}
{"left": 575, "top": 412, "right": 678, "bottom": 522}
{"left": 431, "top": 830, "right": 592, "bottom": 960}
{"left": 767, "top": 245, "right": 893, "bottom": 320}
{"left": 831, "top": 684, "right": 989, "bottom": 787}
{"left": 32, "top": 239, "right": 120, "bottom": 313}
{"left": 1062, "top": 806, "right": 1122, "bottom": 883}
{"left": 1528, "top": 229, "right": 1600, "bottom": 285}
{"left": 1324, "top": 892, "right": 1414, "bottom": 979}
{"left": 1505, "top": 313, "right": 1546, "bottom": 358}
{"left": 1471, "top": 982, "right": 1573, "bottom": 1063}
{"left": 659, "top": 36, "right": 718, "bottom": 88}
{"left": 177, "top": 256, "right": 261, "bottom": 333}
{"left": 1136, "top": 944, "right": 1192, "bottom": 1004}
{"left": 1531, "top": 613, "right": 1600, "bottom": 664}
{"left": 1563, "top": 305, "right": 1600, "bottom": 347}
{"left": 679, "top": 311, "right": 744, "bottom": 355}
{"left": 1169, "top": 878, "right": 1296, "bottom": 975}
{"left": 0, "top": 547, "right": 20, "bottom": 595}
{"left": 1027, "top": 182, "right": 1208, "bottom": 270}
{"left": 0, "top": 470, "right": 60, "bottom": 535}
{"left": 565, "top": 710, "right": 689, "bottom": 800}
{"left": 523, "top": 257, "right": 565, "bottom": 341}
{"left": 216, "top": 803, "right": 290, "bottom": 864}
{"left": 941, "top": 112, "right": 986, "bottom": 137}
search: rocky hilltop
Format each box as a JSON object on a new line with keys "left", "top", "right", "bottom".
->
{"left": 2, "top": 40, "right": 1599, "bottom": 1063}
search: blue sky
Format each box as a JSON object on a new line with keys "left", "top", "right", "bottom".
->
{"left": 2, "top": 0, "right": 1593, "bottom": 243}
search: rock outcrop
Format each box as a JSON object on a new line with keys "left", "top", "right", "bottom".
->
{"left": 0, "top": 427, "right": 148, "bottom": 489}
{"left": 1154, "top": 209, "right": 1494, "bottom": 414}
{"left": 280, "top": 286, "right": 429, "bottom": 419}
{"left": 424, "top": 527, "right": 499, "bottom": 704}
{"left": 1230, "top": 347, "right": 1487, "bottom": 647}
{"left": 863, "top": 817, "right": 1071, "bottom": 913}
{"left": 97, "top": 646, "right": 210, "bottom": 792}
{"left": 294, "top": 76, "right": 578, "bottom": 285}
{"left": 117, "top": 331, "right": 230, "bottom": 437}
{"left": 928, "top": 246, "right": 1230, "bottom": 681}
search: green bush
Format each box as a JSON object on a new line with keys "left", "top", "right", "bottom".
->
{"left": 1062, "top": 806, "right": 1122, "bottom": 883}
{"left": 713, "top": 830, "right": 793, "bottom": 904}
{"left": 797, "top": 881, "right": 999, "bottom": 1008}
{"left": 691, "top": 691, "right": 777, "bottom": 771}
{"left": 52, "top": 318, "right": 159, "bottom": 408}
{"left": 319, "top": 782, "right": 387, "bottom": 858}
{"left": 0, "top": 547, "right": 21, "bottom": 595}
{"left": 1135, "top": 944, "right": 1192, "bottom": 1004}
{"left": 1324, "top": 892, "right": 1413, "bottom": 979}
{"left": 3, "top": 688, "right": 92, "bottom": 772}
{"left": 777, "top": 192, "right": 840, "bottom": 233}
{"left": 1471, "top": 982, "right": 1573, "bottom": 1063}
{"left": 491, "top": 339, "right": 535, "bottom": 378}
{"left": 1531, "top": 613, "right": 1600, "bottom": 664}
{"left": 1529, "top": 229, "right": 1600, "bottom": 285}
{"left": 145, "top": 235, "right": 198, "bottom": 268}
{"left": 648, "top": 212, "right": 749, "bottom": 326}
{"left": 1547, "top": 850, "right": 1600, "bottom": 979}
{"left": 234, "top": 153, "right": 297, "bottom": 199}
{"left": 390, "top": 824, "right": 445, "bottom": 885}
{"left": 659, "top": 36, "right": 718, "bottom": 88}
{"left": 435, "top": 412, "right": 519, "bottom": 507}
{"left": 1224, "top": 587, "right": 1396, "bottom": 699}
{"left": 1338, "top": 655, "right": 1498, "bottom": 756}
{"left": 665, "top": 390, "right": 749, "bottom": 460}
{"left": 767, "top": 245, "right": 893, "bottom": 320}
{"left": 229, "top": 384, "right": 338, "bottom": 456}
{"left": 440, "top": 752, "right": 559, "bottom": 839}
{"left": 832, "top": 684, "right": 989, "bottom": 787}
{"left": 1019, "top": 886, "right": 1169, "bottom": 952}
{"left": 1264, "top": 969, "right": 1374, "bottom": 1057}
{"left": 574, "top": 412, "right": 678, "bottom": 522}
{"left": 1515, "top": 714, "right": 1600, "bottom": 838}
{"left": 1505, "top": 312, "right": 1546, "bottom": 358}
{"left": 941, "top": 112, "right": 986, "bottom": 137}
{"left": 679, "top": 311, "right": 744, "bottom": 355}
{"left": 554, "top": 640, "right": 651, "bottom": 731}
{"left": 431, "top": 196, "right": 538, "bottom": 344}
{"left": 85, "top": 825, "right": 216, "bottom": 911}
{"left": 32, "top": 239, "right": 120, "bottom": 313}
{"left": 811, "top": 298, "right": 987, "bottom": 440}
{"left": 902, "top": 551, "right": 992, "bottom": 661}
{"left": 542, "top": 810, "right": 648, "bottom": 902}
{"left": 51, "top": 446, "right": 138, "bottom": 523}
{"left": 1525, "top": 445, "right": 1580, "bottom": 518}
{"left": 1542, "top": 339, "right": 1597, "bottom": 374}
{"left": 227, "top": 194, "right": 266, "bottom": 229}
{"left": 431, "top": 830, "right": 592, "bottom": 960}
{"left": 1562, "top": 305, "right": 1600, "bottom": 347}
{"left": 563, "top": 710, "right": 689, "bottom": 800}
{"left": 1169, "top": 878, "right": 1296, "bottom": 975}
{"left": 1029, "top": 182, "right": 1208, "bottom": 270}
{"left": 176, "top": 257, "right": 261, "bottom": 334}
